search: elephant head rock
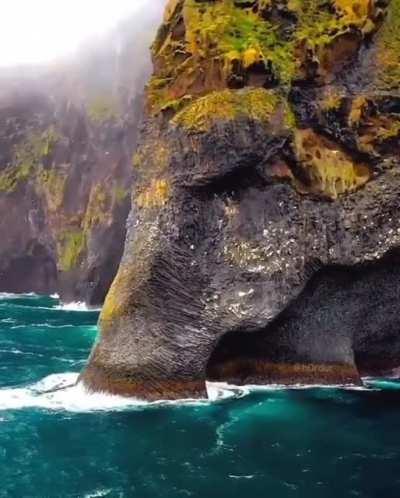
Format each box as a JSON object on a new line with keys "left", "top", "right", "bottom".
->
{"left": 81, "top": 0, "right": 400, "bottom": 400}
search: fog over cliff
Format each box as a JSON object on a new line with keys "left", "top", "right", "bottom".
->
{"left": 0, "top": 0, "right": 163, "bottom": 67}
{"left": 0, "top": 1, "right": 166, "bottom": 303}
{"left": 0, "top": 1, "right": 166, "bottom": 98}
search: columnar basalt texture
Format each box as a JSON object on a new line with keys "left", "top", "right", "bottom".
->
{"left": 0, "top": 10, "right": 163, "bottom": 304}
{"left": 82, "top": 0, "right": 400, "bottom": 398}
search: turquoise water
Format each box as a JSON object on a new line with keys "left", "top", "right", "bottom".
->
{"left": 0, "top": 294, "right": 400, "bottom": 498}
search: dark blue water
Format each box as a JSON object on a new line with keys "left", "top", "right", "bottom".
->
{"left": 0, "top": 293, "right": 400, "bottom": 498}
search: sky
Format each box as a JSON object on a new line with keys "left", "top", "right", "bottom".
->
{"left": 0, "top": 0, "right": 147, "bottom": 67}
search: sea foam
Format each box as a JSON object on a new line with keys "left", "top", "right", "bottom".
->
{"left": 206, "top": 381, "right": 373, "bottom": 400}
{"left": 0, "top": 374, "right": 213, "bottom": 412}
{"left": 56, "top": 302, "right": 101, "bottom": 312}
{"left": 0, "top": 292, "right": 38, "bottom": 299}
{"left": 0, "top": 375, "right": 379, "bottom": 413}
{"left": 0, "top": 373, "right": 142, "bottom": 412}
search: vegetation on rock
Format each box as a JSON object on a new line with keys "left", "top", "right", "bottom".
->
{"left": 57, "top": 229, "right": 86, "bottom": 273}
{"left": 87, "top": 96, "right": 119, "bottom": 123}
{"left": 293, "top": 129, "right": 370, "bottom": 199}
{"left": 0, "top": 126, "right": 60, "bottom": 193}
{"left": 375, "top": 0, "right": 400, "bottom": 89}
{"left": 140, "top": 0, "right": 392, "bottom": 200}
{"left": 148, "top": 0, "right": 383, "bottom": 115}
{"left": 172, "top": 87, "right": 294, "bottom": 131}
{"left": 137, "top": 179, "right": 170, "bottom": 209}
{"left": 37, "top": 169, "right": 68, "bottom": 213}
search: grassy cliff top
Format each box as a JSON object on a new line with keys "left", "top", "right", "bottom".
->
{"left": 137, "top": 0, "right": 399, "bottom": 201}
{"left": 147, "top": 0, "right": 385, "bottom": 114}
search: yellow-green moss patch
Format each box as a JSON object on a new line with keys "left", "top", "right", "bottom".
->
{"left": 0, "top": 161, "right": 32, "bottom": 193}
{"left": 148, "top": 0, "right": 381, "bottom": 114}
{"left": 293, "top": 129, "right": 371, "bottom": 199}
{"left": 374, "top": 0, "right": 400, "bottom": 89}
{"left": 87, "top": 96, "right": 119, "bottom": 123}
{"left": 36, "top": 169, "right": 67, "bottom": 212}
{"left": 0, "top": 126, "right": 61, "bottom": 193}
{"left": 57, "top": 230, "right": 86, "bottom": 272}
{"left": 84, "top": 183, "right": 111, "bottom": 228}
{"left": 137, "top": 179, "right": 170, "bottom": 209}
{"left": 132, "top": 141, "right": 171, "bottom": 176}
{"left": 172, "top": 88, "right": 292, "bottom": 131}
{"left": 183, "top": 0, "right": 296, "bottom": 83}
{"left": 114, "top": 185, "right": 129, "bottom": 204}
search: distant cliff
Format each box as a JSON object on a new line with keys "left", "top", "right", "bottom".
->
{"left": 0, "top": 9, "right": 162, "bottom": 304}
{"left": 82, "top": 0, "right": 400, "bottom": 399}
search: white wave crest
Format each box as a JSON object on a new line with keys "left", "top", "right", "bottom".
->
{"left": 0, "top": 375, "right": 379, "bottom": 413}
{"left": 0, "top": 374, "right": 221, "bottom": 412}
{"left": 56, "top": 302, "right": 101, "bottom": 312}
{"left": 0, "top": 292, "right": 38, "bottom": 299}
{"left": 206, "top": 382, "right": 249, "bottom": 401}
{"left": 0, "top": 373, "right": 142, "bottom": 412}
{"left": 85, "top": 490, "right": 113, "bottom": 498}
{"left": 206, "top": 381, "right": 373, "bottom": 400}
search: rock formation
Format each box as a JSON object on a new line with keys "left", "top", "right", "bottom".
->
{"left": 82, "top": 0, "right": 400, "bottom": 398}
{"left": 0, "top": 8, "right": 162, "bottom": 304}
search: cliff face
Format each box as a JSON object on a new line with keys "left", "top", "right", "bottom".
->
{"left": 0, "top": 10, "right": 162, "bottom": 304}
{"left": 82, "top": 0, "right": 400, "bottom": 398}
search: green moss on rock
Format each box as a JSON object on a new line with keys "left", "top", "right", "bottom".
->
{"left": 87, "top": 96, "right": 119, "bottom": 123}
{"left": 172, "top": 87, "right": 293, "bottom": 131}
{"left": 84, "top": 183, "right": 111, "bottom": 228}
{"left": 57, "top": 230, "right": 86, "bottom": 272}
{"left": 0, "top": 161, "right": 32, "bottom": 193}
{"left": 374, "top": 0, "right": 400, "bottom": 89}
{"left": 114, "top": 185, "right": 129, "bottom": 204}
{"left": 0, "top": 126, "right": 60, "bottom": 193}
{"left": 147, "top": 0, "right": 382, "bottom": 114}
{"left": 184, "top": 0, "right": 296, "bottom": 83}
{"left": 36, "top": 169, "right": 67, "bottom": 212}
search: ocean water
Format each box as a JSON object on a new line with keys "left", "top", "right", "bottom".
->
{"left": 0, "top": 294, "right": 400, "bottom": 498}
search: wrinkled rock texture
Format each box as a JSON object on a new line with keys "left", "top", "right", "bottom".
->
{"left": 0, "top": 10, "right": 162, "bottom": 304}
{"left": 82, "top": 0, "right": 400, "bottom": 398}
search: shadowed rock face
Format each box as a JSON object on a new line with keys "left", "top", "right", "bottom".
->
{"left": 0, "top": 84, "right": 137, "bottom": 304}
{"left": 82, "top": 0, "right": 400, "bottom": 398}
{"left": 207, "top": 251, "right": 400, "bottom": 384}
{"left": 0, "top": 7, "right": 164, "bottom": 304}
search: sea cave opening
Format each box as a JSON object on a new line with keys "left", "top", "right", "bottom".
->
{"left": 206, "top": 251, "right": 400, "bottom": 386}
{"left": 0, "top": 242, "right": 57, "bottom": 295}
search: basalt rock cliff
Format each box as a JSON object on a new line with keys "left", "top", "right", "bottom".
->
{"left": 82, "top": 0, "right": 400, "bottom": 398}
{"left": 0, "top": 10, "right": 162, "bottom": 304}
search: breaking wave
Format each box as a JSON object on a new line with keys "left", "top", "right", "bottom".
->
{"left": 0, "top": 292, "right": 38, "bottom": 299}
{"left": 0, "top": 373, "right": 140, "bottom": 412}
{"left": 0, "top": 375, "right": 382, "bottom": 413}
{"left": 56, "top": 302, "right": 102, "bottom": 312}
